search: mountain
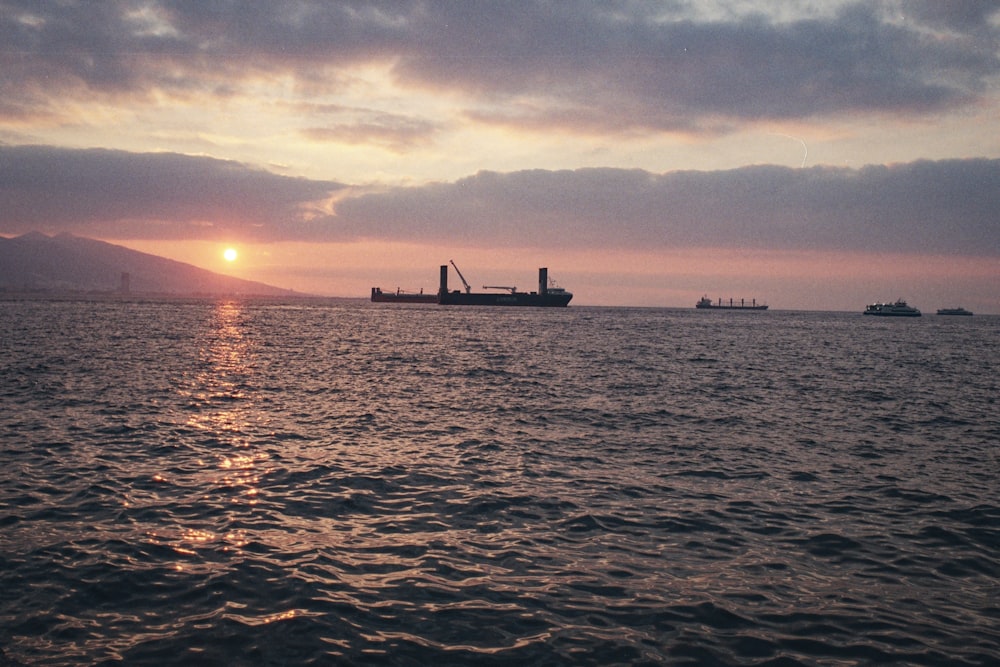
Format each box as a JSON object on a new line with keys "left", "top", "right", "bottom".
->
{"left": 0, "top": 232, "right": 300, "bottom": 296}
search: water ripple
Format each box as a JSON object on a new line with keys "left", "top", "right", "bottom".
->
{"left": 1, "top": 300, "right": 998, "bottom": 665}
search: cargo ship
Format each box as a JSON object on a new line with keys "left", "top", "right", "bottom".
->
{"left": 863, "top": 299, "right": 921, "bottom": 317}
{"left": 695, "top": 296, "right": 768, "bottom": 310}
{"left": 370, "top": 287, "right": 437, "bottom": 303}
{"left": 438, "top": 261, "right": 572, "bottom": 307}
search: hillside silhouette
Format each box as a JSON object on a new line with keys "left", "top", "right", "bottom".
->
{"left": 0, "top": 232, "right": 299, "bottom": 296}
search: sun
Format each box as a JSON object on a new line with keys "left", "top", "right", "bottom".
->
{"left": 223, "top": 247, "right": 238, "bottom": 262}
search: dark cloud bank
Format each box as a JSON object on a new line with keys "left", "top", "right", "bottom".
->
{"left": 0, "top": 146, "right": 342, "bottom": 240}
{"left": 2, "top": 1, "right": 998, "bottom": 133}
{"left": 2, "top": 145, "right": 997, "bottom": 257}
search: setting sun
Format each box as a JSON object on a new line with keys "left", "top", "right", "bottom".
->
{"left": 223, "top": 248, "right": 238, "bottom": 262}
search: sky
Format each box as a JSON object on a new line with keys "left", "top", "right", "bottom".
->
{"left": 1, "top": 0, "right": 999, "bottom": 311}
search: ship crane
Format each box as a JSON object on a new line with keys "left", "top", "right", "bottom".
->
{"left": 483, "top": 285, "right": 517, "bottom": 294}
{"left": 449, "top": 260, "right": 472, "bottom": 294}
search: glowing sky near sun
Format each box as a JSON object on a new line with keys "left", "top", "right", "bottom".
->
{"left": 2, "top": 1, "right": 999, "bottom": 311}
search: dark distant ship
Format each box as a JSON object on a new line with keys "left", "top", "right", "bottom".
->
{"left": 438, "top": 261, "right": 572, "bottom": 307}
{"left": 370, "top": 287, "right": 437, "bottom": 303}
{"left": 695, "top": 296, "right": 767, "bottom": 310}
{"left": 863, "top": 299, "right": 921, "bottom": 317}
{"left": 936, "top": 307, "right": 973, "bottom": 316}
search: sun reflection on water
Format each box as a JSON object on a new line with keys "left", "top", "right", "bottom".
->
{"left": 184, "top": 300, "right": 261, "bottom": 445}
{"left": 161, "top": 300, "right": 272, "bottom": 565}
{"left": 181, "top": 300, "right": 257, "bottom": 406}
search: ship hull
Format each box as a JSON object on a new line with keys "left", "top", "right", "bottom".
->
{"left": 371, "top": 294, "right": 438, "bottom": 303}
{"left": 438, "top": 291, "right": 571, "bottom": 307}
{"left": 863, "top": 311, "right": 921, "bottom": 317}
{"left": 695, "top": 304, "right": 768, "bottom": 310}
{"left": 371, "top": 288, "right": 437, "bottom": 303}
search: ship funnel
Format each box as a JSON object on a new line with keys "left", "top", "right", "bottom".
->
{"left": 539, "top": 268, "right": 548, "bottom": 296}
{"left": 439, "top": 265, "right": 448, "bottom": 296}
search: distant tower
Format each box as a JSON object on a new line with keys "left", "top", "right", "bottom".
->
{"left": 120, "top": 272, "right": 130, "bottom": 294}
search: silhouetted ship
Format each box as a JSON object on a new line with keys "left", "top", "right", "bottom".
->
{"left": 370, "top": 287, "right": 437, "bottom": 303}
{"left": 863, "top": 299, "right": 921, "bottom": 317}
{"left": 695, "top": 296, "right": 767, "bottom": 310}
{"left": 936, "top": 307, "right": 973, "bottom": 316}
{"left": 438, "top": 261, "right": 572, "bottom": 307}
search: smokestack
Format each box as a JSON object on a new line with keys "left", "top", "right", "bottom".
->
{"left": 439, "top": 265, "right": 448, "bottom": 295}
{"left": 539, "top": 267, "right": 548, "bottom": 296}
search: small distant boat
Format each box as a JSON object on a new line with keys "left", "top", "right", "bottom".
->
{"left": 863, "top": 299, "right": 921, "bottom": 317}
{"left": 936, "top": 307, "right": 973, "bottom": 316}
{"left": 371, "top": 287, "right": 437, "bottom": 303}
{"left": 695, "top": 296, "right": 767, "bottom": 310}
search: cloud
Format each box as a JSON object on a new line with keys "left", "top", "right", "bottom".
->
{"left": 330, "top": 159, "right": 1000, "bottom": 255}
{"left": 400, "top": 3, "right": 999, "bottom": 130}
{"left": 0, "top": 145, "right": 342, "bottom": 240}
{"left": 299, "top": 105, "right": 442, "bottom": 152}
{"left": 2, "top": 1, "right": 998, "bottom": 133}
{"left": 900, "top": 0, "right": 999, "bottom": 32}
{"left": 3, "top": 145, "right": 996, "bottom": 257}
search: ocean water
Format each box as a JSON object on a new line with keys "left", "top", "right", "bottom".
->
{"left": 1, "top": 297, "right": 998, "bottom": 666}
